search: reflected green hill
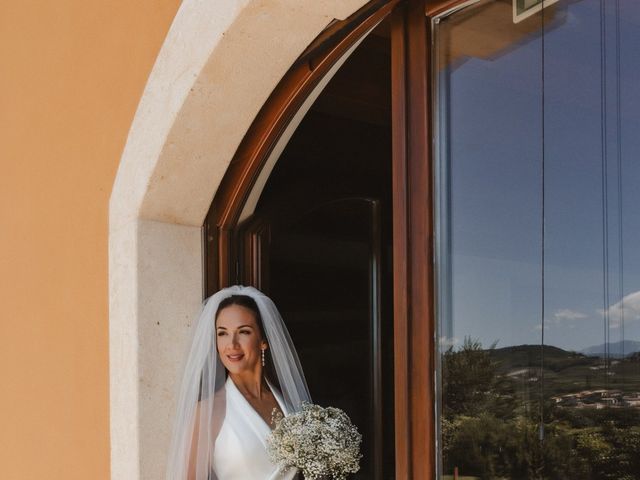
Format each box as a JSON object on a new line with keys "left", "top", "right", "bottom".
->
{"left": 487, "top": 344, "right": 640, "bottom": 397}
{"left": 581, "top": 340, "right": 640, "bottom": 358}
{"left": 442, "top": 340, "right": 640, "bottom": 479}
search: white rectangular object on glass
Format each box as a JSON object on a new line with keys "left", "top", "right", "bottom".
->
{"left": 513, "top": 0, "right": 560, "bottom": 23}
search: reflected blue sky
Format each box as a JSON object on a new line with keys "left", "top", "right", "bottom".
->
{"left": 441, "top": 0, "right": 640, "bottom": 352}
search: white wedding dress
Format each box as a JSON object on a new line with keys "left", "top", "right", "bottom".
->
{"left": 210, "top": 376, "right": 298, "bottom": 480}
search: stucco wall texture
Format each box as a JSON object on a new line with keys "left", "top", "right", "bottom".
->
{"left": 0, "top": 2, "right": 180, "bottom": 478}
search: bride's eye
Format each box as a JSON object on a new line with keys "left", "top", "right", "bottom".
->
{"left": 216, "top": 331, "right": 227, "bottom": 336}
{"left": 239, "top": 329, "right": 251, "bottom": 335}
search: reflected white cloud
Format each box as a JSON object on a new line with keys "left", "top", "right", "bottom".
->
{"left": 554, "top": 309, "right": 588, "bottom": 322}
{"left": 604, "top": 290, "right": 640, "bottom": 329}
{"left": 440, "top": 336, "right": 460, "bottom": 348}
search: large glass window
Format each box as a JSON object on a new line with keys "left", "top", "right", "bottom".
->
{"left": 434, "top": 0, "right": 640, "bottom": 477}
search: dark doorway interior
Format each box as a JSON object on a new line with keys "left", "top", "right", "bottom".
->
{"left": 237, "top": 20, "right": 395, "bottom": 480}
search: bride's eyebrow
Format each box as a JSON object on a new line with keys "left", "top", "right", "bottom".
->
{"left": 215, "top": 325, "right": 254, "bottom": 329}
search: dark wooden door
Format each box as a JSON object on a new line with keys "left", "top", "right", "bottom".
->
{"left": 234, "top": 27, "right": 395, "bottom": 477}
{"left": 239, "top": 197, "right": 394, "bottom": 479}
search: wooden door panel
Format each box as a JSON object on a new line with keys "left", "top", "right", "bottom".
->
{"left": 239, "top": 198, "right": 393, "bottom": 479}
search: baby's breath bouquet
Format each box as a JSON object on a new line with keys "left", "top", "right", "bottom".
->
{"left": 266, "top": 402, "right": 362, "bottom": 480}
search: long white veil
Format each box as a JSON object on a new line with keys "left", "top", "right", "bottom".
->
{"left": 166, "top": 285, "right": 311, "bottom": 480}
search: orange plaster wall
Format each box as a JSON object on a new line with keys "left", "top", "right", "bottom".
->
{"left": 0, "top": 2, "right": 181, "bottom": 478}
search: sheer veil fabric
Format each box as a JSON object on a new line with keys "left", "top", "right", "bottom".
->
{"left": 166, "top": 285, "right": 312, "bottom": 480}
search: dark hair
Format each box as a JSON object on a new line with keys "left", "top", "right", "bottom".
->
{"left": 215, "top": 294, "right": 266, "bottom": 339}
{"left": 214, "top": 294, "right": 278, "bottom": 387}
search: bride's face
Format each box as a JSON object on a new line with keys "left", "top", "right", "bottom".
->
{"left": 215, "top": 304, "right": 267, "bottom": 375}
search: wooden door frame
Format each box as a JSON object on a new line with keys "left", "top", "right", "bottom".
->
{"left": 390, "top": 1, "right": 433, "bottom": 478}
{"left": 203, "top": 0, "right": 473, "bottom": 477}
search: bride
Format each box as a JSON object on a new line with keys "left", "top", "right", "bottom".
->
{"left": 166, "top": 285, "right": 311, "bottom": 480}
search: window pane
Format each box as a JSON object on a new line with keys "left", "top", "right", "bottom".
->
{"left": 543, "top": 1, "right": 640, "bottom": 478}
{"left": 434, "top": 0, "right": 640, "bottom": 478}
{"left": 434, "top": 2, "right": 544, "bottom": 477}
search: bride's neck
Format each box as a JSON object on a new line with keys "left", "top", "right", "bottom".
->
{"left": 229, "top": 370, "right": 267, "bottom": 399}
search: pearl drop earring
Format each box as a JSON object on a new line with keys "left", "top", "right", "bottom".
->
{"left": 261, "top": 348, "right": 265, "bottom": 367}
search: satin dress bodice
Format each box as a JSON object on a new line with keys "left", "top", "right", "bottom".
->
{"left": 211, "top": 377, "right": 297, "bottom": 480}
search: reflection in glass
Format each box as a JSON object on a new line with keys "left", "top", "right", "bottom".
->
{"left": 434, "top": 0, "right": 640, "bottom": 478}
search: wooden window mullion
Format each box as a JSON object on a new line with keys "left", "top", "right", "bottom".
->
{"left": 391, "top": 0, "right": 435, "bottom": 478}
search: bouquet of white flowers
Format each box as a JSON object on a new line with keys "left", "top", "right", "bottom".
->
{"left": 266, "top": 402, "right": 362, "bottom": 480}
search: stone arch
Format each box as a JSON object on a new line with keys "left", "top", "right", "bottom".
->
{"left": 108, "top": 0, "right": 368, "bottom": 478}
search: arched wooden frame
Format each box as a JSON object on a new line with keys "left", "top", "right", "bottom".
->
{"left": 203, "top": 0, "right": 471, "bottom": 478}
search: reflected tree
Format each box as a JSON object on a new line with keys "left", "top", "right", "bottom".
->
{"left": 441, "top": 339, "right": 640, "bottom": 479}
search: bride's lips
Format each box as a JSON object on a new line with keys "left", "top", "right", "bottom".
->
{"left": 227, "top": 353, "right": 244, "bottom": 362}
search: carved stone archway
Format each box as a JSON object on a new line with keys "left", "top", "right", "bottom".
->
{"left": 108, "top": 1, "right": 369, "bottom": 478}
